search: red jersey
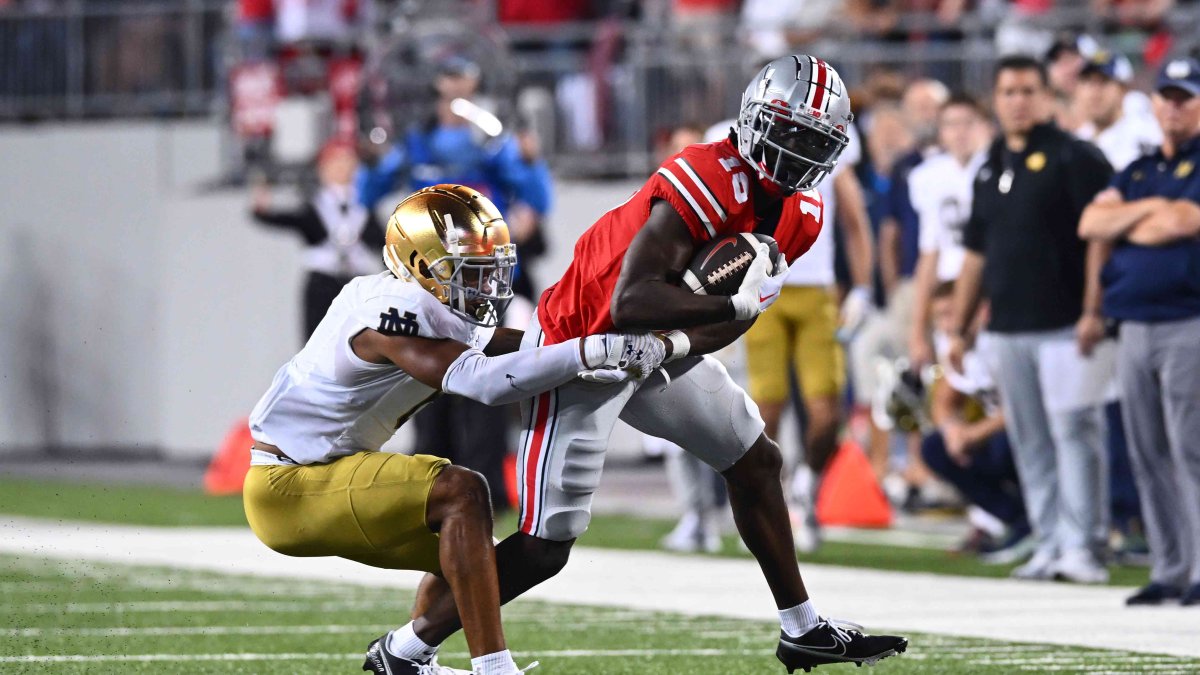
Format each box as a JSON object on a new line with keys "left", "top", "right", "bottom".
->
{"left": 536, "top": 138, "right": 824, "bottom": 344}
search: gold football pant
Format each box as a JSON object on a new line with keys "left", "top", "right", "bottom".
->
{"left": 243, "top": 451, "right": 450, "bottom": 573}
{"left": 744, "top": 285, "right": 846, "bottom": 403}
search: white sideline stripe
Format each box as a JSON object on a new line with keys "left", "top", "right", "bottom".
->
{"left": 655, "top": 167, "right": 716, "bottom": 237}
{"left": 3, "top": 517, "right": 1200, "bottom": 659}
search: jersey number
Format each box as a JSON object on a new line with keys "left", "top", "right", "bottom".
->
{"left": 720, "top": 157, "right": 750, "bottom": 205}
{"left": 798, "top": 198, "right": 821, "bottom": 220}
{"left": 378, "top": 308, "right": 420, "bottom": 336}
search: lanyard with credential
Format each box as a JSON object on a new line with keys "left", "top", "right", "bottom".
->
{"left": 998, "top": 148, "right": 1017, "bottom": 195}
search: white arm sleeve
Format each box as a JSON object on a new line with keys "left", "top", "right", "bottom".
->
{"left": 441, "top": 338, "right": 585, "bottom": 406}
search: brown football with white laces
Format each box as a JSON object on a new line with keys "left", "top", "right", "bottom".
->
{"left": 681, "top": 232, "right": 779, "bottom": 296}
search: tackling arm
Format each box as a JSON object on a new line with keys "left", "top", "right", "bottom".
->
{"left": 610, "top": 200, "right": 740, "bottom": 330}
{"left": 351, "top": 329, "right": 588, "bottom": 407}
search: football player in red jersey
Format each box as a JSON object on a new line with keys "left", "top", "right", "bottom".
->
{"left": 395, "top": 55, "right": 908, "bottom": 672}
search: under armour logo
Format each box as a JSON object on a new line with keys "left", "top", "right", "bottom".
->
{"left": 377, "top": 308, "right": 420, "bottom": 336}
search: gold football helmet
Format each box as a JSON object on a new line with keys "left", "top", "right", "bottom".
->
{"left": 383, "top": 184, "right": 517, "bottom": 326}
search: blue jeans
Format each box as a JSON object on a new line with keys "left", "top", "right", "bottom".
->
{"left": 921, "top": 430, "right": 1028, "bottom": 529}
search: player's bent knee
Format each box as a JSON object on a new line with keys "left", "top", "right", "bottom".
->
{"left": 726, "top": 434, "right": 783, "bottom": 485}
{"left": 516, "top": 533, "right": 574, "bottom": 580}
{"left": 428, "top": 466, "right": 493, "bottom": 531}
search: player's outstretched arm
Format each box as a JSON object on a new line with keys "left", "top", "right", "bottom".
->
{"left": 350, "top": 329, "right": 634, "bottom": 406}
{"left": 610, "top": 201, "right": 742, "bottom": 330}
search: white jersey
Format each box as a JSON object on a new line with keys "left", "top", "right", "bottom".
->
{"left": 1075, "top": 110, "right": 1161, "bottom": 171}
{"left": 910, "top": 150, "right": 986, "bottom": 282}
{"left": 933, "top": 331, "right": 1000, "bottom": 414}
{"left": 784, "top": 123, "right": 862, "bottom": 287}
{"left": 249, "top": 272, "right": 490, "bottom": 465}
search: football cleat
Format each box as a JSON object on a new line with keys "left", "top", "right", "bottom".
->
{"left": 776, "top": 619, "right": 908, "bottom": 673}
{"left": 362, "top": 636, "right": 471, "bottom": 675}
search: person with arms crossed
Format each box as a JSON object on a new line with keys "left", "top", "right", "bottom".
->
{"left": 402, "top": 55, "right": 909, "bottom": 673}
{"left": 948, "top": 55, "right": 1114, "bottom": 584}
{"left": 1078, "top": 58, "right": 1200, "bottom": 606}
{"left": 243, "top": 185, "right": 659, "bottom": 675}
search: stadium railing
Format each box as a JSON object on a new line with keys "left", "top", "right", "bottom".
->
{"left": 4, "top": 1, "right": 1196, "bottom": 179}
{"left": 0, "top": 0, "right": 227, "bottom": 120}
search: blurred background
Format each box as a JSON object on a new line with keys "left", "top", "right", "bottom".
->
{"left": 1, "top": 0, "right": 1198, "bottom": 568}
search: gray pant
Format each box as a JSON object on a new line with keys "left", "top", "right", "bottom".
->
{"left": 1118, "top": 316, "right": 1200, "bottom": 586}
{"left": 985, "top": 329, "right": 1109, "bottom": 559}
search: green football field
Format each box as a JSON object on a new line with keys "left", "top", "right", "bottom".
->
{"left": 1, "top": 476, "right": 1195, "bottom": 673}
{"left": 0, "top": 478, "right": 1155, "bottom": 587}
{"left": 3, "top": 554, "right": 1198, "bottom": 675}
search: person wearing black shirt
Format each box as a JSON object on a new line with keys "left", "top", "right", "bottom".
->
{"left": 1079, "top": 58, "right": 1200, "bottom": 606}
{"left": 252, "top": 140, "right": 385, "bottom": 340}
{"left": 948, "top": 56, "right": 1114, "bottom": 584}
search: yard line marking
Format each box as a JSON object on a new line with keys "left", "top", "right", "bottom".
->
{"left": 0, "top": 649, "right": 766, "bottom": 664}
{"left": 2, "top": 624, "right": 389, "bottom": 638}
{"left": 17, "top": 599, "right": 407, "bottom": 613}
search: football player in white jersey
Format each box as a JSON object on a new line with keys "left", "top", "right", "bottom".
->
{"left": 907, "top": 94, "right": 992, "bottom": 367}
{"left": 1074, "top": 51, "right": 1162, "bottom": 172}
{"left": 244, "top": 185, "right": 664, "bottom": 675}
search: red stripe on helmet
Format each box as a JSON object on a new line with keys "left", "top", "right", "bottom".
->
{"left": 811, "top": 59, "right": 828, "bottom": 112}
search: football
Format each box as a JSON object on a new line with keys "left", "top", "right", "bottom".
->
{"left": 681, "top": 232, "right": 779, "bottom": 296}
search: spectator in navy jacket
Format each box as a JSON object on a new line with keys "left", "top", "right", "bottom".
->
{"left": 1078, "top": 57, "right": 1200, "bottom": 607}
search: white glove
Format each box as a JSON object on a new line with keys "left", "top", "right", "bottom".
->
{"left": 730, "top": 243, "right": 779, "bottom": 320}
{"left": 757, "top": 251, "right": 789, "bottom": 312}
{"left": 836, "top": 286, "right": 872, "bottom": 343}
{"left": 580, "top": 334, "right": 626, "bottom": 370}
{"left": 578, "top": 333, "right": 667, "bottom": 382}
{"left": 579, "top": 368, "right": 634, "bottom": 384}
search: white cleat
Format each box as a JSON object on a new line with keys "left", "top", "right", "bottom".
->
{"left": 1011, "top": 549, "right": 1058, "bottom": 581}
{"left": 1053, "top": 548, "right": 1110, "bottom": 584}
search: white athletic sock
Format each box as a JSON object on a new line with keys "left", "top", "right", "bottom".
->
{"left": 779, "top": 599, "right": 820, "bottom": 638}
{"left": 471, "top": 649, "right": 520, "bottom": 675}
{"left": 385, "top": 622, "right": 438, "bottom": 661}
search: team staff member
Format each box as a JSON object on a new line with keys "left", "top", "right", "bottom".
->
{"left": 948, "top": 55, "right": 1114, "bottom": 584}
{"left": 251, "top": 140, "right": 384, "bottom": 339}
{"left": 1078, "top": 58, "right": 1200, "bottom": 607}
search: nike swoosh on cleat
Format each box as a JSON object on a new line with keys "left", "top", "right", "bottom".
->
{"left": 780, "top": 637, "right": 846, "bottom": 656}
{"left": 759, "top": 292, "right": 777, "bottom": 303}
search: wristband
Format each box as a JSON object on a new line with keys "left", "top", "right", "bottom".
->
{"left": 660, "top": 330, "right": 690, "bottom": 363}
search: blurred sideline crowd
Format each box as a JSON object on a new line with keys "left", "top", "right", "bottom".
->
{"left": 3, "top": 1, "right": 1197, "bottom": 606}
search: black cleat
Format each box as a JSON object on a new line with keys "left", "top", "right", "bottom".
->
{"left": 776, "top": 619, "right": 908, "bottom": 672}
{"left": 362, "top": 635, "right": 470, "bottom": 675}
{"left": 1126, "top": 582, "right": 1182, "bottom": 606}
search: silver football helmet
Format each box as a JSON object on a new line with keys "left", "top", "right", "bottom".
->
{"left": 736, "top": 55, "right": 853, "bottom": 193}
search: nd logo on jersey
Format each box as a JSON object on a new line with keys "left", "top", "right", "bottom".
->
{"left": 378, "top": 308, "right": 420, "bottom": 336}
